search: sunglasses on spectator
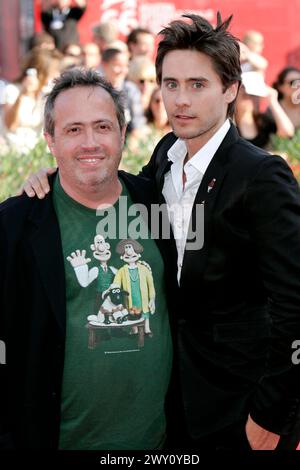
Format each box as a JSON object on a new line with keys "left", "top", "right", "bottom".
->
{"left": 285, "top": 79, "right": 300, "bottom": 86}
{"left": 139, "top": 78, "right": 156, "bottom": 84}
{"left": 67, "top": 52, "right": 82, "bottom": 57}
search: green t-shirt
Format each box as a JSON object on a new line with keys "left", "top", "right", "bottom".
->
{"left": 53, "top": 175, "right": 172, "bottom": 450}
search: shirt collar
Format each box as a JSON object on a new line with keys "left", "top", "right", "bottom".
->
{"left": 167, "top": 119, "right": 231, "bottom": 175}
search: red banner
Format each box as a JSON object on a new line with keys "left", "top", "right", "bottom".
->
{"left": 34, "top": 0, "right": 300, "bottom": 85}
{"left": 94, "top": 0, "right": 214, "bottom": 37}
{"left": 2, "top": 0, "right": 298, "bottom": 84}
{"left": 35, "top": 0, "right": 214, "bottom": 41}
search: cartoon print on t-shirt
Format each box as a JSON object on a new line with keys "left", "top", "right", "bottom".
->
{"left": 114, "top": 239, "right": 156, "bottom": 336}
{"left": 66, "top": 235, "right": 156, "bottom": 350}
{"left": 67, "top": 234, "right": 117, "bottom": 316}
{"left": 88, "top": 283, "right": 129, "bottom": 325}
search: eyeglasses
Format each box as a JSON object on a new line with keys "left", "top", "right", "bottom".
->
{"left": 139, "top": 78, "right": 156, "bottom": 84}
{"left": 284, "top": 79, "right": 300, "bottom": 86}
{"left": 66, "top": 52, "right": 82, "bottom": 58}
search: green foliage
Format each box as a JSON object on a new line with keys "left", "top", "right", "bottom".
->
{"left": 0, "top": 136, "right": 154, "bottom": 204}
{"left": 121, "top": 139, "right": 154, "bottom": 175}
{"left": 271, "top": 129, "right": 300, "bottom": 181}
{"left": 1, "top": 130, "right": 300, "bottom": 204}
{"left": 121, "top": 127, "right": 168, "bottom": 174}
{"left": 0, "top": 139, "right": 55, "bottom": 203}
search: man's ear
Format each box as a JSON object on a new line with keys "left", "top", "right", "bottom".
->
{"left": 44, "top": 131, "right": 55, "bottom": 155}
{"left": 225, "top": 82, "right": 239, "bottom": 103}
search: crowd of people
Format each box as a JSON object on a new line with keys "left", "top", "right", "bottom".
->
{"left": 0, "top": 0, "right": 299, "bottom": 167}
{"left": 0, "top": 2, "right": 300, "bottom": 455}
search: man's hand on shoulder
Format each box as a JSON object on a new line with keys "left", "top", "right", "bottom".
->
{"left": 17, "top": 167, "right": 57, "bottom": 199}
{"left": 245, "top": 414, "right": 280, "bottom": 450}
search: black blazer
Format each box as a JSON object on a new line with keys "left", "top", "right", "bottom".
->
{"left": 141, "top": 123, "right": 300, "bottom": 439}
{"left": 0, "top": 171, "right": 159, "bottom": 449}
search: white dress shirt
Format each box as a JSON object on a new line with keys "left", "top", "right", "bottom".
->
{"left": 162, "top": 119, "right": 230, "bottom": 283}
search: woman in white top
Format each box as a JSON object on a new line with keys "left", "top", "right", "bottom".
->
{"left": 3, "top": 47, "right": 62, "bottom": 152}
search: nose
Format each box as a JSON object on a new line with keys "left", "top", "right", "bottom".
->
{"left": 81, "top": 128, "right": 98, "bottom": 149}
{"left": 175, "top": 87, "right": 191, "bottom": 107}
{"left": 113, "top": 66, "right": 123, "bottom": 75}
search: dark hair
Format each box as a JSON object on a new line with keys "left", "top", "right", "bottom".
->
{"left": 19, "top": 47, "right": 62, "bottom": 90}
{"left": 155, "top": 13, "right": 241, "bottom": 117}
{"left": 127, "top": 28, "right": 152, "bottom": 45}
{"left": 145, "top": 87, "right": 162, "bottom": 123}
{"left": 272, "top": 66, "right": 300, "bottom": 100}
{"left": 44, "top": 68, "right": 126, "bottom": 136}
{"left": 29, "top": 32, "right": 55, "bottom": 50}
{"left": 145, "top": 102, "right": 155, "bottom": 124}
{"left": 101, "top": 48, "right": 124, "bottom": 64}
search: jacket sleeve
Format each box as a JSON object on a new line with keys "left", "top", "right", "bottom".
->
{"left": 0, "top": 211, "right": 15, "bottom": 449}
{"left": 68, "top": 7, "right": 86, "bottom": 21}
{"left": 244, "top": 155, "right": 300, "bottom": 435}
{"left": 138, "top": 138, "right": 161, "bottom": 179}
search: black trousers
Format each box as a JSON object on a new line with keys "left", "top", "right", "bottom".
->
{"left": 164, "top": 418, "right": 251, "bottom": 451}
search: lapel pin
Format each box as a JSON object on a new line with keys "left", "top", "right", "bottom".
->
{"left": 207, "top": 178, "right": 216, "bottom": 193}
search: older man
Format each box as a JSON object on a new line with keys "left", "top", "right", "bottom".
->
{"left": 0, "top": 68, "right": 172, "bottom": 450}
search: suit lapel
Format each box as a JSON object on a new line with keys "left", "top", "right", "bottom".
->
{"left": 28, "top": 193, "right": 66, "bottom": 336}
{"left": 157, "top": 158, "right": 173, "bottom": 199}
{"left": 155, "top": 132, "right": 177, "bottom": 201}
{"left": 181, "top": 124, "right": 239, "bottom": 280}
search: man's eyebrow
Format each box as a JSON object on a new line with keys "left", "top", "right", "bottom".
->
{"left": 63, "top": 119, "right": 113, "bottom": 130}
{"left": 162, "top": 77, "right": 209, "bottom": 82}
{"left": 188, "top": 77, "right": 209, "bottom": 82}
{"left": 63, "top": 121, "right": 82, "bottom": 129}
{"left": 162, "top": 77, "right": 176, "bottom": 82}
{"left": 92, "top": 119, "right": 114, "bottom": 126}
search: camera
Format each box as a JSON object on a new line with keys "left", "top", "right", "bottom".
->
{"left": 26, "top": 68, "right": 38, "bottom": 77}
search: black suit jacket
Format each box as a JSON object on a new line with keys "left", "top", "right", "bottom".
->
{"left": 0, "top": 171, "right": 159, "bottom": 449}
{"left": 141, "top": 123, "right": 300, "bottom": 439}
